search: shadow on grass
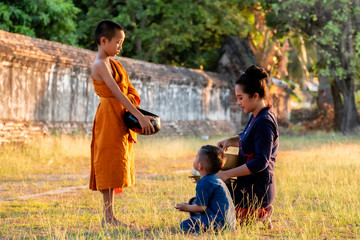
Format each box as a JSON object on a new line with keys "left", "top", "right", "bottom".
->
{"left": 88, "top": 225, "right": 182, "bottom": 239}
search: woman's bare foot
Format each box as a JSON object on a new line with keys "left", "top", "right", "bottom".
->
{"left": 260, "top": 205, "right": 274, "bottom": 230}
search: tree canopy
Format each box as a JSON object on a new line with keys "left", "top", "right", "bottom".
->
{"left": 0, "top": 0, "right": 260, "bottom": 70}
{"left": 0, "top": 0, "right": 80, "bottom": 45}
{"left": 262, "top": 0, "right": 360, "bottom": 132}
{"left": 74, "top": 0, "right": 257, "bottom": 70}
{"left": 264, "top": 0, "right": 360, "bottom": 81}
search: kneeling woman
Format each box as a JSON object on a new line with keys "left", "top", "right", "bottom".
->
{"left": 217, "top": 65, "right": 279, "bottom": 227}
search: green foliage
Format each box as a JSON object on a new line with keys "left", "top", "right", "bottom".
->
{"left": 286, "top": 33, "right": 317, "bottom": 89}
{"left": 74, "top": 0, "right": 122, "bottom": 50}
{"left": 262, "top": 0, "right": 360, "bottom": 82}
{"left": 0, "top": 0, "right": 263, "bottom": 70}
{"left": 355, "top": 90, "right": 360, "bottom": 109}
{"left": 75, "top": 0, "right": 256, "bottom": 70}
{"left": 0, "top": 0, "right": 80, "bottom": 45}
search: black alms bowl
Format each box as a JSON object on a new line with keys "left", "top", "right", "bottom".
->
{"left": 123, "top": 108, "right": 161, "bottom": 135}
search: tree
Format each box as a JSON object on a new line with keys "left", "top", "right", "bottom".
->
{"left": 74, "top": 0, "right": 123, "bottom": 50}
{"left": 263, "top": 0, "right": 360, "bottom": 133}
{"left": 75, "top": 0, "right": 255, "bottom": 70}
{"left": 246, "top": 5, "right": 290, "bottom": 78}
{"left": 0, "top": 0, "right": 80, "bottom": 45}
{"left": 286, "top": 34, "right": 318, "bottom": 90}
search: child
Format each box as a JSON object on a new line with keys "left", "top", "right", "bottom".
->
{"left": 89, "top": 20, "right": 155, "bottom": 227}
{"left": 175, "top": 145, "right": 237, "bottom": 233}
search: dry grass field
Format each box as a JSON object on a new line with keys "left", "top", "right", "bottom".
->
{"left": 0, "top": 132, "right": 359, "bottom": 239}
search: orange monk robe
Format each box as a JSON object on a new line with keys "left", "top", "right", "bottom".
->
{"left": 90, "top": 58, "right": 140, "bottom": 191}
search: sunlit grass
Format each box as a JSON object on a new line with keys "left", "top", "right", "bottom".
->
{"left": 0, "top": 135, "right": 90, "bottom": 178}
{"left": 0, "top": 132, "right": 359, "bottom": 239}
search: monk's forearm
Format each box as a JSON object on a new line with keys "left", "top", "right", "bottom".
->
{"left": 127, "top": 94, "right": 139, "bottom": 106}
{"left": 116, "top": 92, "right": 143, "bottom": 119}
{"left": 95, "top": 61, "right": 143, "bottom": 119}
{"left": 106, "top": 79, "right": 143, "bottom": 119}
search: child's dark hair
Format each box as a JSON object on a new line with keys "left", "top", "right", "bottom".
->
{"left": 198, "top": 145, "right": 226, "bottom": 175}
{"left": 236, "top": 65, "right": 269, "bottom": 99}
{"left": 94, "top": 20, "right": 124, "bottom": 45}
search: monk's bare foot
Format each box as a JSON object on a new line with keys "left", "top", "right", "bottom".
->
{"left": 101, "top": 217, "right": 135, "bottom": 228}
{"left": 111, "top": 217, "right": 130, "bottom": 227}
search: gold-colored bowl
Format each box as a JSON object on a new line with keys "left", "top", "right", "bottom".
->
{"left": 222, "top": 153, "right": 241, "bottom": 170}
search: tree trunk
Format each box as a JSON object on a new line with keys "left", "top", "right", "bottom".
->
{"left": 330, "top": 81, "right": 343, "bottom": 131}
{"left": 332, "top": 78, "right": 360, "bottom": 134}
{"left": 135, "top": 38, "right": 142, "bottom": 55}
{"left": 341, "top": 91, "right": 359, "bottom": 134}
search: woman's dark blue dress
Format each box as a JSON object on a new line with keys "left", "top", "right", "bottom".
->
{"left": 228, "top": 107, "right": 279, "bottom": 209}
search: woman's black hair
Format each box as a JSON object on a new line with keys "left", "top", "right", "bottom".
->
{"left": 94, "top": 20, "right": 124, "bottom": 45}
{"left": 236, "top": 65, "right": 269, "bottom": 99}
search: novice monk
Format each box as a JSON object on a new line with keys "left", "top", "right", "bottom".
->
{"left": 89, "top": 20, "right": 155, "bottom": 227}
{"left": 175, "top": 145, "right": 236, "bottom": 233}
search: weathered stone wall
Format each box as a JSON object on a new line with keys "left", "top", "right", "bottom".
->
{"left": 0, "top": 30, "right": 96, "bottom": 123}
{"left": 0, "top": 30, "right": 235, "bottom": 137}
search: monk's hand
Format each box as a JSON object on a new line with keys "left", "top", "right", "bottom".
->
{"left": 139, "top": 116, "right": 156, "bottom": 135}
{"left": 217, "top": 170, "right": 230, "bottom": 182}
{"left": 175, "top": 202, "right": 188, "bottom": 212}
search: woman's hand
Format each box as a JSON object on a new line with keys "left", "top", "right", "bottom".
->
{"left": 217, "top": 139, "right": 231, "bottom": 151}
{"left": 217, "top": 170, "right": 230, "bottom": 182}
{"left": 138, "top": 115, "right": 156, "bottom": 135}
{"left": 217, "top": 136, "right": 240, "bottom": 151}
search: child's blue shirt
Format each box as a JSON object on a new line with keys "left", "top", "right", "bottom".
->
{"left": 194, "top": 174, "right": 236, "bottom": 230}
